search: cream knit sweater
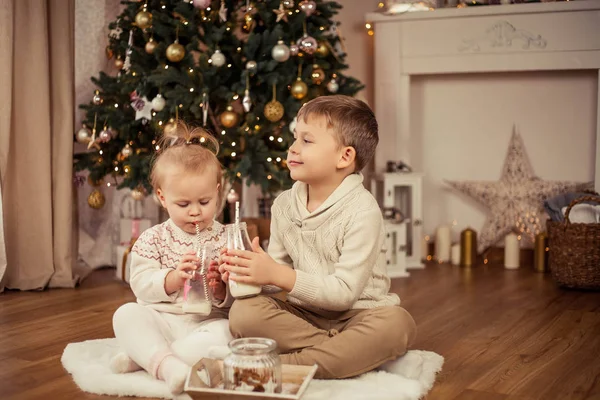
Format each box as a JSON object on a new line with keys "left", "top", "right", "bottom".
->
{"left": 129, "top": 219, "right": 232, "bottom": 317}
{"left": 268, "top": 173, "right": 400, "bottom": 311}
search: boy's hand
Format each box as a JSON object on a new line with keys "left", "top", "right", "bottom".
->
{"left": 165, "top": 250, "right": 198, "bottom": 294}
{"left": 221, "top": 237, "right": 277, "bottom": 286}
{"left": 207, "top": 260, "right": 226, "bottom": 300}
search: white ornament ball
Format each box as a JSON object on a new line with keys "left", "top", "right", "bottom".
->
{"left": 210, "top": 49, "right": 226, "bottom": 67}
{"left": 327, "top": 79, "right": 339, "bottom": 93}
{"left": 226, "top": 188, "right": 239, "bottom": 204}
{"left": 192, "top": 0, "right": 211, "bottom": 9}
{"left": 76, "top": 127, "right": 92, "bottom": 143}
{"left": 246, "top": 60, "right": 257, "bottom": 73}
{"left": 272, "top": 40, "right": 290, "bottom": 62}
{"left": 289, "top": 117, "right": 297, "bottom": 133}
{"left": 151, "top": 94, "right": 166, "bottom": 111}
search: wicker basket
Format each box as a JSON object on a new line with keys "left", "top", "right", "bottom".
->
{"left": 547, "top": 195, "right": 600, "bottom": 290}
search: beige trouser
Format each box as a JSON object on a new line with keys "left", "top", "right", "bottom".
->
{"left": 228, "top": 295, "right": 417, "bottom": 379}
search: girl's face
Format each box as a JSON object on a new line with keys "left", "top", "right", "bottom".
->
{"left": 156, "top": 165, "right": 220, "bottom": 234}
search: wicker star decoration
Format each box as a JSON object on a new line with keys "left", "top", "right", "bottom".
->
{"left": 273, "top": 3, "right": 288, "bottom": 23}
{"left": 446, "top": 129, "right": 591, "bottom": 253}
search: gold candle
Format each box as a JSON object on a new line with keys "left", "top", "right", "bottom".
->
{"left": 534, "top": 232, "right": 549, "bottom": 273}
{"left": 460, "top": 227, "right": 477, "bottom": 267}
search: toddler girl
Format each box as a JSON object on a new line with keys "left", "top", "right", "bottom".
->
{"left": 110, "top": 122, "right": 232, "bottom": 394}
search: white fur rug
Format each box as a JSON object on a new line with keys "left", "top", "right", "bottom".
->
{"left": 62, "top": 339, "right": 443, "bottom": 400}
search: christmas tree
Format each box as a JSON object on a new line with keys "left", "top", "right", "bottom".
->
{"left": 74, "top": 0, "right": 363, "bottom": 204}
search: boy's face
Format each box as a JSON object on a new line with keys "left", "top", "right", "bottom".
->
{"left": 287, "top": 115, "right": 352, "bottom": 185}
{"left": 156, "top": 166, "right": 220, "bottom": 234}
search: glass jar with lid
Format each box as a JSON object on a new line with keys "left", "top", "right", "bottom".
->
{"left": 223, "top": 337, "right": 282, "bottom": 393}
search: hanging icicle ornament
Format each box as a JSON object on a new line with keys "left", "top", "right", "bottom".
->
{"left": 201, "top": 92, "right": 209, "bottom": 127}
{"left": 264, "top": 84, "right": 284, "bottom": 122}
{"left": 242, "top": 76, "right": 252, "bottom": 113}
{"left": 123, "top": 30, "right": 134, "bottom": 72}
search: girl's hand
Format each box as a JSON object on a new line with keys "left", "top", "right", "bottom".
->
{"left": 165, "top": 250, "right": 199, "bottom": 294}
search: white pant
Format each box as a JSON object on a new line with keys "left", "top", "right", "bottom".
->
{"left": 112, "top": 302, "right": 233, "bottom": 372}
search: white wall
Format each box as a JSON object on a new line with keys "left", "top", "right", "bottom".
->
{"left": 409, "top": 71, "right": 597, "bottom": 241}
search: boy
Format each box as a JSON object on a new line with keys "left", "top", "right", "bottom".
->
{"left": 220, "top": 95, "right": 417, "bottom": 379}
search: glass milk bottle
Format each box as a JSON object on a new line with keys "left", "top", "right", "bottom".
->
{"left": 226, "top": 223, "right": 262, "bottom": 298}
{"left": 182, "top": 243, "right": 213, "bottom": 315}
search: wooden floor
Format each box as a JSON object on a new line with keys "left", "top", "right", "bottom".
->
{"left": 1, "top": 263, "right": 599, "bottom": 400}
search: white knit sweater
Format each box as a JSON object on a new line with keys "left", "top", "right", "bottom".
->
{"left": 268, "top": 173, "right": 400, "bottom": 311}
{"left": 129, "top": 219, "right": 233, "bottom": 317}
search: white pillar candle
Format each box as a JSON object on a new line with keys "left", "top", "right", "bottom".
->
{"left": 435, "top": 225, "right": 451, "bottom": 263}
{"left": 451, "top": 243, "right": 461, "bottom": 265}
{"left": 504, "top": 232, "right": 520, "bottom": 269}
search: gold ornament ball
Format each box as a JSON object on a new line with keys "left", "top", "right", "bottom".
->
{"left": 131, "top": 187, "right": 146, "bottom": 201}
{"left": 115, "top": 58, "right": 124, "bottom": 69}
{"left": 290, "top": 79, "right": 308, "bottom": 100}
{"left": 135, "top": 10, "right": 152, "bottom": 30}
{"left": 88, "top": 189, "right": 106, "bottom": 209}
{"left": 316, "top": 42, "right": 330, "bottom": 58}
{"left": 311, "top": 65, "right": 325, "bottom": 85}
{"left": 166, "top": 42, "right": 185, "bottom": 62}
{"left": 164, "top": 119, "right": 178, "bottom": 135}
{"left": 220, "top": 106, "right": 239, "bottom": 129}
{"left": 145, "top": 39, "right": 157, "bottom": 54}
{"left": 242, "top": 13, "right": 255, "bottom": 33}
{"left": 264, "top": 100, "right": 284, "bottom": 122}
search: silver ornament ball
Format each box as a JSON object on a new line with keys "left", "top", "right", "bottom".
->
{"left": 121, "top": 144, "right": 133, "bottom": 158}
{"left": 245, "top": 60, "right": 257, "bottom": 73}
{"left": 272, "top": 40, "right": 290, "bottom": 62}
{"left": 92, "top": 93, "right": 103, "bottom": 105}
{"left": 151, "top": 94, "right": 166, "bottom": 111}
{"left": 289, "top": 117, "right": 297, "bottom": 133}
{"left": 76, "top": 127, "right": 92, "bottom": 143}
{"left": 226, "top": 189, "right": 239, "bottom": 204}
{"left": 327, "top": 79, "right": 339, "bottom": 93}
{"left": 210, "top": 49, "right": 226, "bottom": 67}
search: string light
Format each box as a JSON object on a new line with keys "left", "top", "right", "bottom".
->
{"left": 365, "top": 22, "right": 374, "bottom": 36}
{"left": 231, "top": 152, "right": 236, "bottom": 157}
{"left": 269, "top": 136, "right": 274, "bottom": 141}
{"left": 277, "top": 137, "right": 283, "bottom": 143}
{"left": 267, "top": 175, "right": 272, "bottom": 180}
{"left": 165, "top": 65, "right": 169, "bottom": 69}
{"left": 231, "top": 141, "right": 236, "bottom": 146}
{"left": 190, "top": 88, "right": 194, "bottom": 92}
{"left": 114, "top": 166, "right": 119, "bottom": 172}
{"left": 99, "top": 150, "right": 103, "bottom": 155}
{"left": 267, "top": 157, "right": 272, "bottom": 162}
{"left": 221, "top": 130, "right": 226, "bottom": 135}
{"left": 233, "top": 94, "right": 239, "bottom": 100}
{"left": 155, "top": 145, "right": 160, "bottom": 150}
{"left": 107, "top": 182, "right": 111, "bottom": 187}
{"left": 158, "top": 121, "right": 163, "bottom": 126}
{"left": 276, "top": 157, "right": 281, "bottom": 162}
{"left": 236, "top": 172, "right": 241, "bottom": 177}
{"left": 114, "top": 103, "right": 119, "bottom": 108}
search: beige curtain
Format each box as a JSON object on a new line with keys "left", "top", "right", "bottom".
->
{"left": 0, "top": 0, "right": 77, "bottom": 291}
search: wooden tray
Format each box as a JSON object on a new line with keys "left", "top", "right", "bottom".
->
{"left": 184, "top": 358, "right": 318, "bottom": 400}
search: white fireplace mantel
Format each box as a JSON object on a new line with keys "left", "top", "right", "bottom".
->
{"left": 367, "top": 0, "right": 600, "bottom": 189}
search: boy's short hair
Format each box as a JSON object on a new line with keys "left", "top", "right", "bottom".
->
{"left": 296, "top": 95, "right": 378, "bottom": 172}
